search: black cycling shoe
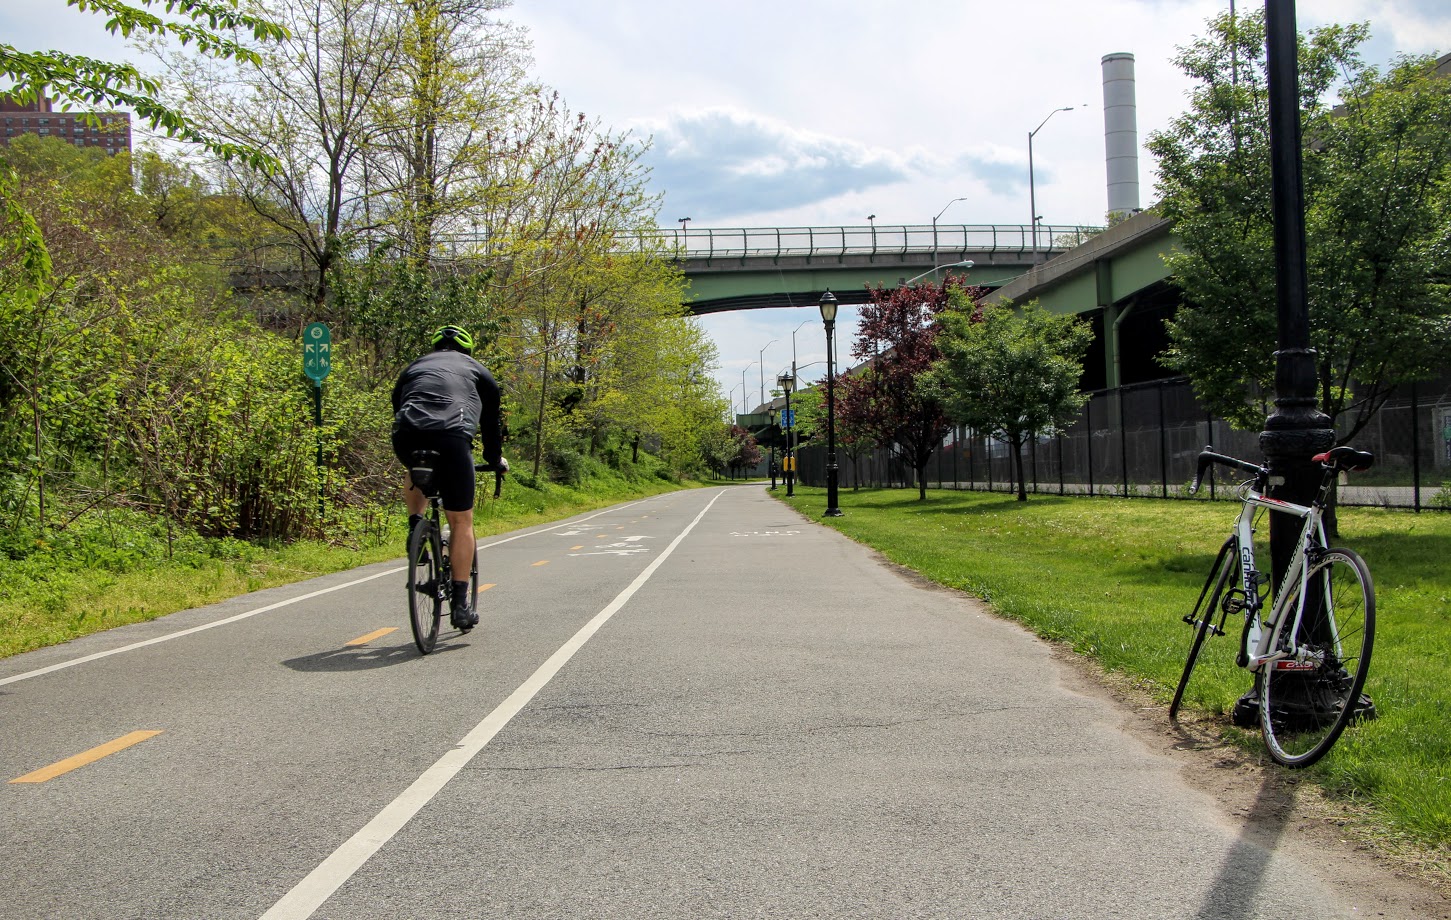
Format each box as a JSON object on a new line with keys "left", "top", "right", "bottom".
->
{"left": 450, "top": 582, "right": 477, "bottom": 631}
{"left": 450, "top": 605, "right": 478, "bottom": 631}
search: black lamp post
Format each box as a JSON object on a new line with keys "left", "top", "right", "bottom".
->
{"left": 778, "top": 371, "right": 795, "bottom": 496}
{"left": 819, "top": 291, "right": 843, "bottom": 517}
{"left": 768, "top": 405, "right": 778, "bottom": 490}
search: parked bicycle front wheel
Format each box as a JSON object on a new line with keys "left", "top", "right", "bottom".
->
{"left": 407, "top": 519, "right": 443, "bottom": 654}
{"left": 1261, "top": 548, "right": 1375, "bottom": 768}
{"left": 1170, "top": 538, "right": 1237, "bottom": 720}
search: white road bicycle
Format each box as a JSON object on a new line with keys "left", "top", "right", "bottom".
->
{"left": 1169, "top": 446, "right": 1376, "bottom": 768}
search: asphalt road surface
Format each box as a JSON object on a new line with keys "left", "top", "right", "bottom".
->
{"left": 0, "top": 485, "right": 1424, "bottom": 918}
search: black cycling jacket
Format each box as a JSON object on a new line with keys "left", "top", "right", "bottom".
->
{"left": 391, "top": 349, "right": 504, "bottom": 463}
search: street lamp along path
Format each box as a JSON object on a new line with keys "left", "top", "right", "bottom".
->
{"left": 819, "top": 291, "right": 843, "bottom": 517}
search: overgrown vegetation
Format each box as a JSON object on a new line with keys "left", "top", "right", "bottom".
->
{"left": 0, "top": 0, "right": 740, "bottom": 649}
{"left": 0, "top": 453, "right": 698, "bottom": 658}
{"left": 780, "top": 486, "right": 1451, "bottom": 860}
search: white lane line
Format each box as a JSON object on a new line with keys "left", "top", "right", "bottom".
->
{"left": 0, "top": 501, "right": 655, "bottom": 688}
{"left": 0, "top": 568, "right": 404, "bottom": 688}
{"left": 259, "top": 489, "right": 726, "bottom": 920}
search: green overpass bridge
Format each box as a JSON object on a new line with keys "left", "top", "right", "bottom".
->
{"left": 681, "top": 214, "right": 1180, "bottom": 398}
{"left": 668, "top": 223, "right": 1102, "bottom": 313}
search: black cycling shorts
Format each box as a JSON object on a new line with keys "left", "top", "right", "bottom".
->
{"left": 391, "top": 430, "right": 476, "bottom": 512}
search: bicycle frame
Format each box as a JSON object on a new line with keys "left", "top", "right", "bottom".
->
{"left": 1229, "top": 480, "right": 1328, "bottom": 674}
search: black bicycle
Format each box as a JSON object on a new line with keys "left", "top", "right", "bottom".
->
{"left": 405, "top": 450, "right": 504, "bottom": 655}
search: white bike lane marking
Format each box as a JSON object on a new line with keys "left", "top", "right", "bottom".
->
{"left": 0, "top": 501, "right": 654, "bottom": 688}
{"left": 259, "top": 489, "right": 726, "bottom": 920}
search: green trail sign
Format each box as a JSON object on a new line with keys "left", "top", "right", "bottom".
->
{"left": 303, "top": 322, "right": 332, "bottom": 383}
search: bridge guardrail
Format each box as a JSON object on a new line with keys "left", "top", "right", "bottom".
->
{"left": 629, "top": 224, "right": 1103, "bottom": 260}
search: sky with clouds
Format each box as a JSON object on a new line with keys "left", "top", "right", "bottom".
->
{"left": 492, "top": 0, "right": 1448, "bottom": 411}
{"left": 4, "top": 0, "right": 1447, "bottom": 413}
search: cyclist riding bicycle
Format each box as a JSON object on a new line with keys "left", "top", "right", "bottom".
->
{"left": 391, "top": 324, "right": 506, "bottom": 630}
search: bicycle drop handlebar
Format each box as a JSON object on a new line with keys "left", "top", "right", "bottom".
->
{"left": 474, "top": 461, "right": 507, "bottom": 499}
{"left": 1189, "top": 445, "right": 1375, "bottom": 496}
{"left": 1190, "top": 448, "right": 1267, "bottom": 496}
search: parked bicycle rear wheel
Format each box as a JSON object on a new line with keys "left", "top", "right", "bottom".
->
{"left": 1170, "top": 538, "right": 1237, "bottom": 720}
{"left": 1261, "top": 548, "right": 1375, "bottom": 768}
{"left": 407, "top": 519, "right": 443, "bottom": 654}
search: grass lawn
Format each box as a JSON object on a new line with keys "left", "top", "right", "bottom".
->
{"left": 0, "top": 471, "right": 703, "bottom": 659}
{"left": 777, "top": 484, "right": 1451, "bottom": 860}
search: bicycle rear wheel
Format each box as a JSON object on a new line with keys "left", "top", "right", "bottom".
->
{"left": 407, "top": 519, "right": 443, "bottom": 654}
{"left": 1261, "top": 548, "right": 1375, "bottom": 768}
{"left": 1170, "top": 538, "right": 1237, "bottom": 720}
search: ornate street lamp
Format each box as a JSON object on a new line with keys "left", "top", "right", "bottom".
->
{"left": 819, "top": 291, "right": 843, "bottom": 517}
{"left": 768, "top": 405, "right": 779, "bottom": 490}
{"left": 777, "top": 371, "right": 795, "bottom": 496}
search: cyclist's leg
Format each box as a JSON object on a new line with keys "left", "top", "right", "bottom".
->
{"left": 391, "top": 429, "right": 429, "bottom": 534}
{"left": 436, "top": 435, "right": 478, "bottom": 629}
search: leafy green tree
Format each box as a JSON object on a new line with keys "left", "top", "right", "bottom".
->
{"left": 0, "top": 0, "right": 285, "bottom": 170}
{"left": 927, "top": 296, "right": 1092, "bottom": 502}
{"left": 147, "top": 0, "right": 406, "bottom": 313}
{"left": 1149, "top": 11, "right": 1451, "bottom": 438}
{"left": 364, "top": 0, "right": 533, "bottom": 264}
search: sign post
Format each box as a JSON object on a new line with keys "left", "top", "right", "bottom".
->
{"left": 303, "top": 323, "right": 332, "bottom": 520}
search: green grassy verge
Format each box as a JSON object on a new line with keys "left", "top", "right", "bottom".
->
{"left": 778, "top": 485, "right": 1451, "bottom": 858}
{"left": 0, "top": 467, "right": 703, "bottom": 659}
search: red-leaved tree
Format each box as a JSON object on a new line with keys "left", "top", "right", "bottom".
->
{"left": 837, "top": 276, "right": 970, "bottom": 499}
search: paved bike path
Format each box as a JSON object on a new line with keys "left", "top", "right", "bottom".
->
{"left": 0, "top": 485, "right": 1425, "bottom": 918}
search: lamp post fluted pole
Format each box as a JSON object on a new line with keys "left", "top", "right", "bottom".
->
{"left": 1028, "top": 106, "right": 1078, "bottom": 258}
{"left": 778, "top": 372, "right": 795, "bottom": 496}
{"left": 819, "top": 291, "right": 843, "bottom": 517}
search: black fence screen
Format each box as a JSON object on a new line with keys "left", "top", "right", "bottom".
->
{"left": 792, "top": 376, "right": 1451, "bottom": 510}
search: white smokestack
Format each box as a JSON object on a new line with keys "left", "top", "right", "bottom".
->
{"left": 1101, "top": 52, "right": 1140, "bottom": 220}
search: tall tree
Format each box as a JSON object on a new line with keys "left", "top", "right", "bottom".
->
{"left": 149, "top": 0, "right": 405, "bottom": 315}
{"left": 1, "top": 0, "right": 285, "bottom": 170}
{"left": 364, "top": 0, "right": 532, "bottom": 265}
{"left": 926, "top": 295, "right": 1092, "bottom": 502}
{"left": 836, "top": 277, "right": 960, "bottom": 499}
{"left": 1149, "top": 11, "right": 1451, "bottom": 438}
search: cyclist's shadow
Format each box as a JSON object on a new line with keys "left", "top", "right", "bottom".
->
{"left": 282, "top": 641, "right": 466, "bottom": 673}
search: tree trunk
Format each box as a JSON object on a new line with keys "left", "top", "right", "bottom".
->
{"left": 1013, "top": 438, "right": 1028, "bottom": 501}
{"left": 917, "top": 460, "right": 928, "bottom": 500}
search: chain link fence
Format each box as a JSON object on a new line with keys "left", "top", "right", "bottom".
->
{"left": 794, "top": 376, "right": 1451, "bottom": 510}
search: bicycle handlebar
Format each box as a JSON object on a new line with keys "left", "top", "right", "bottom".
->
{"left": 474, "top": 461, "right": 507, "bottom": 499}
{"left": 1189, "top": 445, "right": 1375, "bottom": 496}
{"left": 1190, "top": 448, "right": 1266, "bottom": 496}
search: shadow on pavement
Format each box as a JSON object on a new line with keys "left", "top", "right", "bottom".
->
{"left": 1186, "top": 768, "right": 1296, "bottom": 919}
{"left": 282, "top": 640, "right": 466, "bottom": 672}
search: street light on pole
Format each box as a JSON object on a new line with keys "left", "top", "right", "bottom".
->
{"left": 1028, "top": 106, "right": 1082, "bottom": 258}
{"left": 778, "top": 371, "right": 795, "bottom": 497}
{"left": 819, "top": 291, "right": 843, "bottom": 517}
{"left": 741, "top": 361, "right": 755, "bottom": 415}
{"left": 931, "top": 197, "right": 969, "bottom": 280}
{"left": 759, "top": 339, "right": 776, "bottom": 408}
{"left": 901, "top": 260, "right": 974, "bottom": 287}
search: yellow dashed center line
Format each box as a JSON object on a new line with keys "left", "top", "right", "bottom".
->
{"left": 570, "top": 545, "right": 584, "bottom": 551}
{"left": 532, "top": 560, "right": 549, "bottom": 567}
{"left": 346, "top": 627, "right": 398, "bottom": 646}
{"left": 11, "top": 730, "right": 163, "bottom": 784}
{"left": 479, "top": 583, "right": 496, "bottom": 592}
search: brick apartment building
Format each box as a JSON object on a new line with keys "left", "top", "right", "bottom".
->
{"left": 1, "top": 93, "right": 132, "bottom": 155}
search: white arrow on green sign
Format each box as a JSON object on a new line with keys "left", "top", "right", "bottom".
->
{"left": 303, "top": 322, "right": 332, "bottom": 383}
